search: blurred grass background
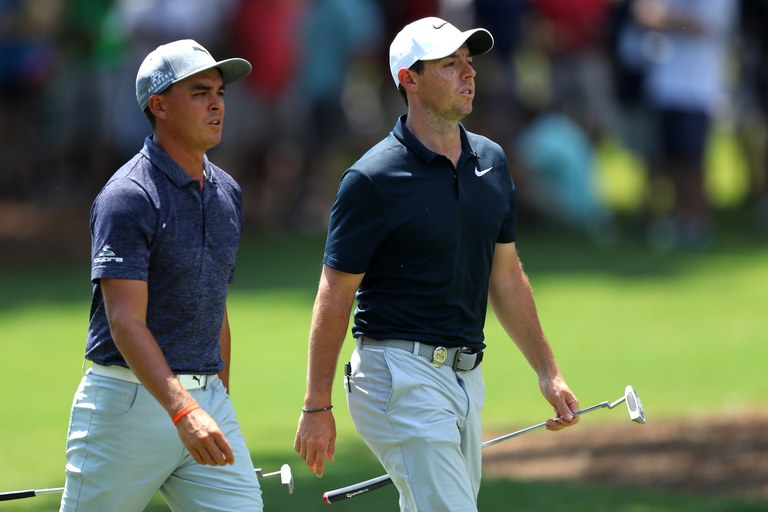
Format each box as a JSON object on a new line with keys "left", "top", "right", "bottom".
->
{"left": 1, "top": 129, "right": 767, "bottom": 510}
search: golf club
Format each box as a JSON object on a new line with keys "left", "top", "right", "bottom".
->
{"left": 255, "top": 463, "right": 295, "bottom": 494}
{"left": 0, "top": 464, "right": 295, "bottom": 502}
{"left": 0, "top": 487, "right": 64, "bottom": 502}
{"left": 322, "top": 385, "right": 645, "bottom": 504}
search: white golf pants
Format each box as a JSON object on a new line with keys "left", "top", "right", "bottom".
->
{"left": 347, "top": 340, "right": 485, "bottom": 512}
{"left": 60, "top": 370, "right": 262, "bottom": 511}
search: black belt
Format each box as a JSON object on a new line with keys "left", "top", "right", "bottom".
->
{"left": 358, "top": 336, "right": 483, "bottom": 371}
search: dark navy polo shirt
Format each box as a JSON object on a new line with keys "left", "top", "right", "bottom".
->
{"left": 86, "top": 136, "right": 243, "bottom": 374}
{"left": 324, "top": 116, "right": 516, "bottom": 350}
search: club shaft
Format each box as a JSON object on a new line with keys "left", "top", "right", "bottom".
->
{"left": 480, "top": 420, "right": 549, "bottom": 447}
{"left": 0, "top": 487, "right": 64, "bottom": 501}
{"left": 323, "top": 399, "right": 615, "bottom": 504}
{"left": 481, "top": 400, "right": 609, "bottom": 448}
{"left": 2, "top": 465, "right": 286, "bottom": 502}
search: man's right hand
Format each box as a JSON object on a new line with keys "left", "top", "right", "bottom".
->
{"left": 294, "top": 410, "right": 336, "bottom": 477}
{"left": 176, "top": 407, "right": 235, "bottom": 466}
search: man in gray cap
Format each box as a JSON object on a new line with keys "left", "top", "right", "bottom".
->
{"left": 60, "top": 40, "right": 261, "bottom": 511}
{"left": 295, "top": 17, "right": 580, "bottom": 511}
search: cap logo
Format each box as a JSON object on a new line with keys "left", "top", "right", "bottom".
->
{"left": 433, "top": 21, "right": 448, "bottom": 29}
{"left": 149, "top": 69, "right": 174, "bottom": 94}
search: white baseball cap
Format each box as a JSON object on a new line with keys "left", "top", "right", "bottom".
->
{"left": 136, "top": 39, "right": 252, "bottom": 111}
{"left": 388, "top": 17, "right": 494, "bottom": 87}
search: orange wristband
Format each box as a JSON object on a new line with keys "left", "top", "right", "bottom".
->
{"left": 172, "top": 403, "right": 201, "bottom": 425}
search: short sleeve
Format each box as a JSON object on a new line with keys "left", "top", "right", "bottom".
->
{"left": 323, "top": 169, "right": 389, "bottom": 274}
{"left": 90, "top": 183, "right": 156, "bottom": 282}
{"left": 496, "top": 159, "right": 517, "bottom": 244}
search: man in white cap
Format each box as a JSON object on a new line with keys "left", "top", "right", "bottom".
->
{"left": 295, "top": 17, "right": 580, "bottom": 511}
{"left": 60, "top": 40, "right": 262, "bottom": 511}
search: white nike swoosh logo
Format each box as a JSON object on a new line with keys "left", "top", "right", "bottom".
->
{"left": 475, "top": 166, "right": 493, "bottom": 177}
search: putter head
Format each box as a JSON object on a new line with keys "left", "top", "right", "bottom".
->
{"left": 624, "top": 385, "right": 646, "bottom": 424}
{"left": 280, "top": 464, "right": 295, "bottom": 494}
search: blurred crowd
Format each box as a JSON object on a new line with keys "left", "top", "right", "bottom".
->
{"left": 1, "top": 0, "right": 767, "bottom": 248}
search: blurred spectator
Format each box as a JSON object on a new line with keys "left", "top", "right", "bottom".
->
{"left": 473, "top": 0, "right": 527, "bottom": 64}
{"left": 606, "top": 0, "right": 659, "bottom": 164}
{"left": 530, "top": 0, "right": 617, "bottom": 141}
{"left": 0, "top": 0, "right": 60, "bottom": 198}
{"left": 231, "top": 0, "right": 303, "bottom": 107}
{"left": 504, "top": 1, "right": 615, "bottom": 243}
{"left": 1, "top": 0, "right": 761, "bottom": 246}
{"left": 293, "top": 0, "right": 384, "bottom": 230}
{"left": 225, "top": 0, "right": 387, "bottom": 231}
{"left": 378, "top": 0, "right": 440, "bottom": 44}
{"left": 224, "top": 0, "right": 308, "bottom": 229}
{"left": 735, "top": 0, "right": 768, "bottom": 230}
{"left": 515, "top": 106, "right": 616, "bottom": 244}
{"left": 470, "top": 0, "right": 529, "bottom": 143}
{"left": 633, "top": 0, "right": 736, "bottom": 249}
{"left": 298, "top": 0, "right": 382, "bottom": 139}
{"left": 53, "top": 0, "right": 127, "bottom": 197}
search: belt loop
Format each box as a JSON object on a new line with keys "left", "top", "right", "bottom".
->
{"left": 413, "top": 341, "right": 420, "bottom": 356}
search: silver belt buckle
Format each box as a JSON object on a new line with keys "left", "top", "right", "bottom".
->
{"left": 431, "top": 346, "right": 448, "bottom": 367}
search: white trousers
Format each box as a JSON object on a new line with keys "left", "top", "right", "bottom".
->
{"left": 347, "top": 340, "right": 485, "bottom": 512}
{"left": 60, "top": 370, "right": 262, "bottom": 511}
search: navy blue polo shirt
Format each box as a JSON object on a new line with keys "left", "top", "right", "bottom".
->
{"left": 85, "top": 136, "right": 243, "bottom": 374}
{"left": 324, "top": 116, "right": 516, "bottom": 350}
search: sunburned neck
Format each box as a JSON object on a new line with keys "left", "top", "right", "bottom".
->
{"left": 405, "top": 112, "right": 462, "bottom": 167}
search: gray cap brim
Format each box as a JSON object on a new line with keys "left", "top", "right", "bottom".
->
{"left": 180, "top": 57, "right": 252, "bottom": 89}
{"left": 136, "top": 39, "right": 252, "bottom": 111}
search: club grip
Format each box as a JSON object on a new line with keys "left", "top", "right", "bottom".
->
{"left": 0, "top": 490, "right": 36, "bottom": 501}
{"left": 323, "top": 474, "right": 393, "bottom": 504}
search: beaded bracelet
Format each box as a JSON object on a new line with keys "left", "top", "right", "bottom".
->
{"left": 301, "top": 405, "right": 334, "bottom": 413}
{"left": 172, "top": 403, "right": 201, "bottom": 425}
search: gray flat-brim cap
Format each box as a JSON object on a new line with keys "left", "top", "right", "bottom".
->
{"left": 136, "top": 39, "right": 252, "bottom": 111}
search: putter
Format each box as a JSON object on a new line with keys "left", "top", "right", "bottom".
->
{"left": 483, "top": 384, "right": 645, "bottom": 448}
{"left": 323, "top": 385, "right": 645, "bottom": 504}
{"left": 255, "top": 463, "right": 295, "bottom": 494}
{"left": 0, "top": 464, "right": 295, "bottom": 502}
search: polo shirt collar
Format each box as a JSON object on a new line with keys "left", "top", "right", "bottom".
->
{"left": 392, "top": 115, "right": 478, "bottom": 163}
{"left": 141, "top": 136, "right": 216, "bottom": 188}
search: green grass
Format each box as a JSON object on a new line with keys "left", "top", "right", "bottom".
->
{"left": 1, "top": 228, "right": 767, "bottom": 511}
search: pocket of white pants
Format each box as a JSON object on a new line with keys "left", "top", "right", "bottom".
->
{"left": 350, "top": 347, "right": 395, "bottom": 413}
{"left": 382, "top": 347, "right": 437, "bottom": 413}
{"left": 77, "top": 373, "right": 138, "bottom": 417}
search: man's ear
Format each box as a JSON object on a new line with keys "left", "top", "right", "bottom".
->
{"left": 148, "top": 95, "right": 166, "bottom": 119}
{"left": 399, "top": 68, "right": 418, "bottom": 91}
